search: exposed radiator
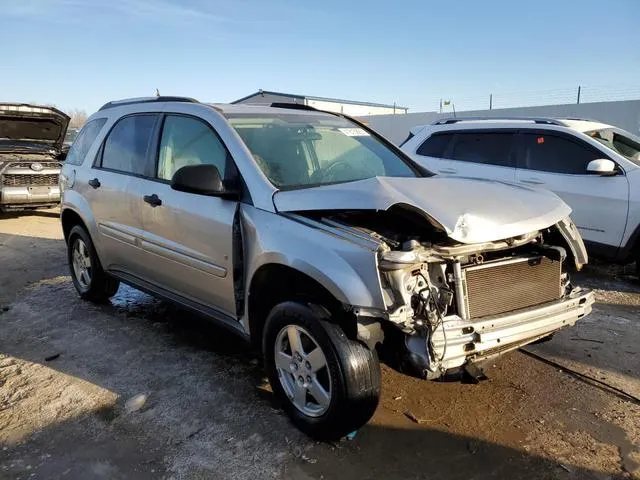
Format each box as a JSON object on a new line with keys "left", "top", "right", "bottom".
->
{"left": 463, "top": 256, "right": 562, "bottom": 319}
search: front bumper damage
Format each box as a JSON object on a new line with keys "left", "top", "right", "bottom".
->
{"left": 354, "top": 216, "right": 595, "bottom": 381}
{"left": 404, "top": 288, "right": 594, "bottom": 378}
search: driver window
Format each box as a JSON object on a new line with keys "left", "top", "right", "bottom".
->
{"left": 313, "top": 130, "right": 385, "bottom": 175}
{"left": 157, "top": 115, "right": 227, "bottom": 181}
{"left": 519, "top": 133, "right": 600, "bottom": 174}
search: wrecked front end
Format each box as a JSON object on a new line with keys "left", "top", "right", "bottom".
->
{"left": 307, "top": 208, "right": 594, "bottom": 380}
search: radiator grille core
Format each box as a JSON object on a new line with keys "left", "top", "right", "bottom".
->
{"left": 1, "top": 174, "right": 59, "bottom": 187}
{"left": 464, "top": 256, "right": 562, "bottom": 319}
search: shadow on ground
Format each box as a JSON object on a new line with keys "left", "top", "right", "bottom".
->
{"left": 1, "top": 402, "right": 628, "bottom": 480}
{"left": 1, "top": 281, "right": 638, "bottom": 479}
{"left": 0, "top": 209, "right": 60, "bottom": 220}
{"left": 291, "top": 422, "right": 630, "bottom": 480}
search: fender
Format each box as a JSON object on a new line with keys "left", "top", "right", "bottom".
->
{"left": 60, "top": 188, "right": 102, "bottom": 254}
{"left": 617, "top": 222, "right": 640, "bottom": 263}
{"left": 239, "top": 205, "right": 386, "bottom": 331}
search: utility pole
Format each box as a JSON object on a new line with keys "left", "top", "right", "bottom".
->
{"left": 439, "top": 98, "right": 442, "bottom": 113}
{"left": 489, "top": 94, "right": 493, "bottom": 110}
{"left": 577, "top": 85, "right": 581, "bottom": 104}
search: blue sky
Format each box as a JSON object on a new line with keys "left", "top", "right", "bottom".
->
{"left": 2, "top": 0, "right": 639, "bottom": 114}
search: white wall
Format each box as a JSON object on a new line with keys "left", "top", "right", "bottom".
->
{"left": 360, "top": 100, "right": 640, "bottom": 145}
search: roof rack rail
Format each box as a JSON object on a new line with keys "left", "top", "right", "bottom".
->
{"left": 431, "top": 116, "right": 566, "bottom": 126}
{"left": 98, "top": 96, "right": 199, "bottom": 111}
{"left": 270, "top": 102, "right": 317, "bottom": 111}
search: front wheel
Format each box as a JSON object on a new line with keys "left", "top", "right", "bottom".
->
{"left": 263, "top": 302, "right": 380, "bottom": 440}
{"left": 68, "top": 225, "right": 120, "bottom": 302}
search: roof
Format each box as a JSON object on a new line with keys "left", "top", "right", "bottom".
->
{"left": 558, "top": 119, "right": 613, "bottom": 132}
{"left": 420, "top": 116, "right": 615, "bottom": 133}
{"left": 92, "top": 97, "right": 360, "bottom": 118}
{"left": 231, "top": 90, "right": 407, "bottom": 110}
{"left": 98, "top": 96, "right": 198, "bottom": 111}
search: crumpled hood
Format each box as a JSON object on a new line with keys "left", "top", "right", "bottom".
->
{"left": 0, "top": 104, "right": 70, "bottom": 151}
{"left": 273, "top": 176, "right": 572, "bottom": 244}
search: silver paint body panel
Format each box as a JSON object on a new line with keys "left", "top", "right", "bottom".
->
{"left": 274, "top": 176, "right": 572, "bottom": 244}
{"left": 61, "top": 100, "right": 588, "bottom": 349}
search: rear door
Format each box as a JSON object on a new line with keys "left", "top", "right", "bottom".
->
{"left": 514, "top": 130, "right": 629, "bottom": 249}
{"left": 413, "top": 130, "right": 517, "bottom": 183}
{"left": 84, "top": 113, "right": 160, "bottom": 273}
{"left": 134, "top": 114, "right": 239, "bottom": 318}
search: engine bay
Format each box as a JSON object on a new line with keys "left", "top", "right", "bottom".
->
{"left": 305, "top": 208, "right": 582, "bottom": 380}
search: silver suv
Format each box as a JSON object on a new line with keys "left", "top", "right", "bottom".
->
{"left": 0, "top": 104, "right": 69, "bottom": 212}
{"left": 60, "top": 97, "right": 594, "bottom": 439}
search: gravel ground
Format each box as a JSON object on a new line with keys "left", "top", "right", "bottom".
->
{"left": 0, "top": 210, "right": 638, "bottom": 479}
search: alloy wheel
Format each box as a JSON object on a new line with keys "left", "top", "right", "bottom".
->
{"left": 72, "top": 238, "right": 92, "bottom": 289}
{"left": 274, "top": 325, "right": 332, "bottom": 417}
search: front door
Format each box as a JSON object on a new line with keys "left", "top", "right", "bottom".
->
{"left": 135, "top": 114, "right": 238, "bottom": 317}
{"left": 515, "top": 131, "right": 629, "bottom": 249}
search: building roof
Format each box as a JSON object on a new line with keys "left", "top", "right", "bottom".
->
{"left": 208, "top": 103, "right": 336, "bottom": 116}
{"left": 231, "top": 90, "right": 407, "bottom": 110}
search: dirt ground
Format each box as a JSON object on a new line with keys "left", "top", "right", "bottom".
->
{"left": 0, "top": 209, "right": 639, "bottom": 480}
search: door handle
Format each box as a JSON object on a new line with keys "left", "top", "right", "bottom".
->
{"left": 521, "top": 178, "right": 545, "bottom": 185}
{"left": 438, "top": 168, "right": 458, "bottom": 174}
{"left": 88, "top": 178, "right": 100, "bottom": 189}
{"left": 143, "top": 194, "right": 162, "bottom": 207}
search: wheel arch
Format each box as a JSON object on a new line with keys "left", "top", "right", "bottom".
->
{"left": 61, "top": 208, "right": 89, "bottom": 243}
{"left": 617, "top": 222, "right": 640, "bottom": 263}
{"left": 247, "top": 263, "right": 357, "bottom": 351}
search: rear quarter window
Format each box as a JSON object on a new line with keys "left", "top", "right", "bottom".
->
{"left": 64, "top": 118, "right": 107, "bottom": 166}
{"left": 416, "top": 133, "right": 454, "bottom": 157}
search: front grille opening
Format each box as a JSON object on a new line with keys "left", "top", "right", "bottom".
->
{"left": 1, "top": 174, "right": 59, "bottom": 187}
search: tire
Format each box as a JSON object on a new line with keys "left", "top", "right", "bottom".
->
{"left": 635, "top": 248, "right": 640, "bottom": 278}
{"left": 67, "top": 225, "right": 120, "bottom": 302}
{"left": 263, "top": 301, "right": 380, "bottom": 440}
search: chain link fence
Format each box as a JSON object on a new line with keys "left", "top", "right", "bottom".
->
{"left": 437, "top": 84, "right": 640, "bottom": 113}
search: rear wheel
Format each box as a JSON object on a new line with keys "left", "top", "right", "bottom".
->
{"left": 263, "top": 301, "right": 380, "bottom": 440}
{"left": 68, "top": 225, "right": 119, "bottom": 302}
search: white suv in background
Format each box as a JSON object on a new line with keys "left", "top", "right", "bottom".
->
{"left": 401, "top": 117, "right": 640, "bottom": 274}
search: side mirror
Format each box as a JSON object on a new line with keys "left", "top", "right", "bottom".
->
{"left": 586, "top": 159, "right": 617, "bottom": 176}
{"left": 171, "top": 164, "right": 238, "bottom": 198}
